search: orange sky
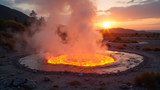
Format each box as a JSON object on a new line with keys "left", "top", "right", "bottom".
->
{"left": 94, "top": 0, "right": 160, "bottom": 30}
{"left": 0, "top": 0, "right": 160, "bottom": 30}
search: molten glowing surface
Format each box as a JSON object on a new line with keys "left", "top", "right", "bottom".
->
{"left": 46, "top": 54, "right": 115, "bottom": 67}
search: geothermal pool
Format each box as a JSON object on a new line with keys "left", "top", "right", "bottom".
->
{"left": 19, "top": 51, "right": 143, "bottom": 74}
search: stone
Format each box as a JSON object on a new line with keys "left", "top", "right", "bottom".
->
{"left": 0, "top": 55, "right": 6, "bottom": 58}
{"left": 43, "top": 76, "right": 50, "bottom": 82}
{"left": 84, "top": 78, "right": 90, "bottom": 81}
{"left": 0, "top": 79, "right": 12, "bottom": 88}
{"left": 132, "top": 86, "right": 148, "bottom": 90}
{"left": 33, "top": 70, "right": 37, "bottom": 73}
{"left": 4, "top": 80, "right": 12, "bottom": 87}
{"left": 5, "top": 87, "right": 18, "bottom": 90}
{"left": 53, "top": 85, "right": 59, "bottom": 88}
{"left": 99, "top": 81, "right": 105, "bottom": 85}
{"left": 13, "top": 78, "right": 26, "bottom": 86}
{"left": 10, "top": 73, "right": 16, "bottom": 76}
{"left": 79, "top": 73, "right": 83, "bottom": 76}
{"left": 17, "top": 71, "right": 23, "bottom": 74}
{"left": 120, "top": 84, "right": 130, "bottom": 89}
{"left": 0, "top": 76, "right": 4, "bottom": 80}
{"left": 23, "top": 79, "right": 36, "bottom": 89}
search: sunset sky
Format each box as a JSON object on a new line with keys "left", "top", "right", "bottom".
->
{"left": 0, "top": 0, "right": 160, "bottom": 30}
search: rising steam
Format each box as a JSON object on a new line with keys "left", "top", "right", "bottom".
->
{"left": 27, "top": 0, "right": 106, "bottom": 57}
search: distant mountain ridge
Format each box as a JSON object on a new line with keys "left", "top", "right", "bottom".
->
{"left": 0, "top": 4, "right": 29, "bottom": 23}
{"left": 145, "top": 30, "right": 160, "bottom": 33}
{"left": 103, "top": 28, "right": 146, "bottom": 33}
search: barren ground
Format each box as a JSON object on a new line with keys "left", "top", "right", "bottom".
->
{"left": 0, "top": 37, "right": 160, "bottom": 90}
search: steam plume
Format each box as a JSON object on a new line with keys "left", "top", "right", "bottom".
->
{"left": 27, "top": 0, "right": 106, "bottom": 56}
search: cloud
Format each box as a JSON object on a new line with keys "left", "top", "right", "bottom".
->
{"left": 116, "top": 0, "right": 157, "bottom": 4}
{"left": 0, "top": 0, "right": 14, "bottom": 6}
{"left": 97, "top": 10, "right": 104, "bottom": 12}
{"left": 105, "top": 0, "right": 160, "bottom": 21}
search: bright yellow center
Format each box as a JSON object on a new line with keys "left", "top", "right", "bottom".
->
{"left": 46, "top": 54, "right": 115, "bottom": 67}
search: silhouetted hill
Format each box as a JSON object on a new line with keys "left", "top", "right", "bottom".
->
{"left": 0, "top": 4, "right": 29, "bottom": 23}
{"left": 145, "top": 30, "right": 160, "bottom": 33}
{"left": 103, "top": 28, "right": 146, "bottom": 33}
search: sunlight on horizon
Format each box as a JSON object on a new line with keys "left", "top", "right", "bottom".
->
{"left": 94, "top": 21, "right": 115, "bottom": 29}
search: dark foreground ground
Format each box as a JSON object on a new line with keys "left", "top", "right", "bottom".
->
{"left": 0, "top": 36, "right": 160, "bottom": 90}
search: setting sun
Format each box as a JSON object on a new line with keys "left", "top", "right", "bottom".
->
{"left": 102, "top": 22, "right": 111, "bottom": 29}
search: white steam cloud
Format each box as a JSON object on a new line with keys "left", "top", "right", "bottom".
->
{"left": 27, "top": 0, "right": 106, "bottom": 56}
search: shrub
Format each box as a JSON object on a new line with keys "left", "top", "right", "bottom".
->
{"left": 0, "top": 34, "right": 6, "bottom": 44}
{"left": 135, "top": 45, "right": 140, "bottom": 50}
{"left": 0, "top": 33, "right": 16, "bottom": 50}
{"left": 133, "top": 72, "right": 160, "bottom": 89}
{"left": 67, "top": 80, "right": 82, "bottom": 86}
{"left": 0, "top": 17, "right": 6, "bottom": 30}
{"left": 110, "top": 37, "right": 138, "bottom": 43}
{"left": 152, "top": 47, "right": 160, "bottom": 51}
{"left": 6, "top": 20, "right": 26, "bottom": 32}
{"left": 122, "top": 43, "right": 127, "bottom": 47}
{"left": 0, "top": 55, "right": 6, "bottom": 58}
{"left": 116, "top": 44, "right": 125, "bottom": 49}
{"left": 5, "top": 38, "right": 16, "bottom": 50}
{"left": 49, "top": 85, "right": 59, "bottom": 90}
{"left": 115, "top": 36, "right": 121, "bottom": 41}
{"left": 142, "top": 46, "right": 151, "bottom": 51}
{"left": 97, "top": 86, "right": 105, "bottom": 90}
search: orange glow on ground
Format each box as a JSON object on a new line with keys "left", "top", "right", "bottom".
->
{"left": 46, "top": 54, "right": 115, "bottom": 67}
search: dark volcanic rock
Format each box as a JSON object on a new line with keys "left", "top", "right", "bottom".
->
{"left": 53, "top": 85, "right": 59, "bottom": 88}
{"left": 23, "top": 79, "right": 36, "bottom": 89}
{"left": 17, "top": 71, "right": 24, "bottom": 74}
{"left": 0, "top": 77, "right": 37, "bottom": 89}
{"left": 43, "top": 76, "right": 50, "bottom": 82}
{"left": 0, "top": 79, "right": 12, "bottom": 89}
{"left": 13, "top": 78, "right": 26, "bottom": 86}
{"left": 120, "top": 84, "right": 130, "bottom": 89}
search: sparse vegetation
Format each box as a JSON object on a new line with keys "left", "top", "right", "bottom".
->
{"left": 116, "top": 44, "right": 125, "bottom": 49}
{"left": 109, "top": 36, "right": 138, "bottom": 43}
{"left": 67, "top": 80, "right": 82, "bottom": 86}
{"left": 135, "top": 45, "right": 140, "bottom": 50}
{"left": 49, "top": 85, "right": 59, "bottom": 90}
{"left": 0, "top": 55, "right": 6, "bottom": 58}
{"left": 142, "top": 46, "right": 151, "bottom": 51}
{"left": 0, "top": 62, "right": 4, "bottom": 66}
{"left": 141, "top": 46, "right": 160, "bottom": 51}
{"left": 0, "top": 32, "right": 16, "bottom": 50}
{"left": 97, "top": 86, "right": 105, "bottom": 90}
{"left": 115, "top": 36, "right": 122, "bottom": 41}
{"left": 152, "top": 47, "right": 160, "bottom": 51}
{"left": 0, "top": 17, "right": 6, "bottom": 30}
{"left": 103, "top": 31, "right": 160, "bottom": 38}
{"left": 122, "top": 43, "right": 127, "bottom": 47}
{"left": 0, "top": 10, "right": 47, "bottom": 52}
{"left": 6, "top": 20, "right": 26, "bottom": 32}
{"left": 134, "top": 72, "right": 160, "bottom": 89}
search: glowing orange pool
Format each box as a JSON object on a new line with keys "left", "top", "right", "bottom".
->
{"left": 46, "top": 54, "right": 115, "bottom": 67}
{"left": 19, "top": 51, "right": 144, "bottom": 74}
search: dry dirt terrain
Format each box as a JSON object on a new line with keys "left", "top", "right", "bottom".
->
{"left": 0, "top": 37, "right": 160, "bottom": 90}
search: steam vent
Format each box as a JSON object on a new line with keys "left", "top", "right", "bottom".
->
{"left": 19, "top": 51, "right": 143, "bottom": 74}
